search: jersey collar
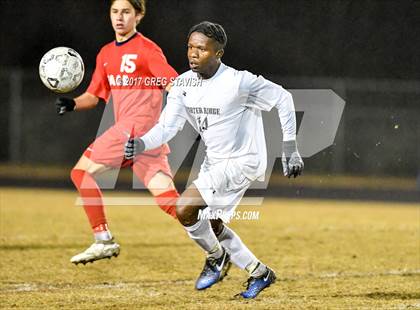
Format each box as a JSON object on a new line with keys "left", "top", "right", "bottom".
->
{"left": 196, "top": 63, "right": 226, "bottom": 81}
{"left": 115, "top": 32, "right": 138, "bottom": 46}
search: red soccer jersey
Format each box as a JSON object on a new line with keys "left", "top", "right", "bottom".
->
{"left": 87, "top": 33, "right": 178, "bottom": 132}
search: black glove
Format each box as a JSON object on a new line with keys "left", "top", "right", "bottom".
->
{"left": 124, "top": 137, "right": 145, "bottom": 160}
{"left": 55, "top": 97, "right": 76, "bottom": 115}
{"left": 281, "top": 140, "right": 304, "bottom": 178}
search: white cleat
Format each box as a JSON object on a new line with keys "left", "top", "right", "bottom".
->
{"left": 70, "top": 239, "right": 120, "bottom": 265}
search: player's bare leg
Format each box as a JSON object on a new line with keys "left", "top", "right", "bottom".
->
{"left": 73, "top": 155, "right": 111, "bottom": 175}
{"left": 70, "top": 155, "right": 120, "bottom": 265}
{"left": 146, "top": 172, "right": 178, "bottom": 218}
{"left": 176, "top": 185, "right": 231, "bottom": 290}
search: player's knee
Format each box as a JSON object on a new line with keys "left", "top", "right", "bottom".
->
{"left": 176, "top": 202, "right": 196, "bottom": 226}
{"left": 175, "top": 203, "right": 188, "bottom": 224}
{"left": 70, "top": 168, "right": 83, "bottom": 187}
{"left": 73, "top": 155, "right": 105, "bottom": 176}
{"left": 210, "top": 219, "right": 224, "bottom": 236}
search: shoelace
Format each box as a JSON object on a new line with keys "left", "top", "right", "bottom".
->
{"left": 234, "top": 279, "right": 256, "bottom": 299}
{"left": 200, "top": 257, "right": 217, "bottom": 276}
{"left": 207, "top": 256, "right": 218, "bottom": 267}
{"left": 242, "top": 276, "right": 257, "bottom": 289}
{"left": 200, "top": 250, "right": 228, "bottom": 276}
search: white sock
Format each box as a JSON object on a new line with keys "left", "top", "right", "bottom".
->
{"left": 94, "top": 230, "right": 112, "bottom": 242}
{"left": 184, "top": 220, "right": 223, "bottom": 259}
{"left": 217, "top": 225, "right": 259, "bottom": 270}
{"left": 246, "top": 261, "right": 267, "bottom": 278}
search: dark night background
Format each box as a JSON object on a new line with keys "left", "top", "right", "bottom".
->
{"left": 0, "top": 0, "right": 419, "bottom": 198}
{"left": 2, "top": 0, "right": 419, "bottom": 78}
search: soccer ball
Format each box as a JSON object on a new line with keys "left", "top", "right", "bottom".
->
{"left": 39, "top": 47, "right": 84, "bottom": 93}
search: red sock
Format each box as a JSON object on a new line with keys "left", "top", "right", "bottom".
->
{"left": 70, "top": 169, "right": 108, "bottom": 231}
{"left": 155, "top": 190, "right": 179, "bottom": 219}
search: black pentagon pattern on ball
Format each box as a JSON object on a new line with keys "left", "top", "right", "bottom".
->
{"left": 47, "top": 77, "right": 59, "bottom": 89}
{"left": 67, "top": 48, "right": 78, "bottom": 57}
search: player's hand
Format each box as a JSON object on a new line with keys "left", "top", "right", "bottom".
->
{"left": 124, "top": 137, "right": 145, "bottom": 160}
{"left": 281, "top": 140, "right": 304, "bottom": 178}
{"left": 55, "top": 97, "right": 76, "bottom": 115}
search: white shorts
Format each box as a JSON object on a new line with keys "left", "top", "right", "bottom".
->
{"left": 193, "top": 157, "right": 258, "bottom": 223}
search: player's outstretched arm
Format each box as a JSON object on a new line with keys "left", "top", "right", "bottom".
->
{"left": 124, "top": 111, "right": 186, "bottom": 160}
{"left": 239, "top": 71, "right": 304, "bottom": 177}
{"left": 55, "top": 92, "right": 99, "bottom": 115}
{"left": 124, "top": 88, "right": 188, "bottom": 160}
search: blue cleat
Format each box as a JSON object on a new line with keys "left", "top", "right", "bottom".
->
{"left": 195, "top": 249, "right": 231, "bottom": 290}
{"left": 238, "top": 267, "right": 276, "bottom": 299}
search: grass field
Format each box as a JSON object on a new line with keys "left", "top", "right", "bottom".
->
{"left": 0, "top": 188, "right": 419, "bottom": 309}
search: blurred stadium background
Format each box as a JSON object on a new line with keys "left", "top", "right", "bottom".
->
{"left": 0, "top": 0, "right": 419, "bottom": 200}
{"left": 1, "top": 0, "right": 419, "bottom": 308}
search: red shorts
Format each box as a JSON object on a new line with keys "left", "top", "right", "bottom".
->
{"left": 83, "top": 122, "right": 172, "bottom": 187}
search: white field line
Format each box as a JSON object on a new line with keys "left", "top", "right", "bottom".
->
{"left": 75, "top": 197, "right": 265, "bottom": 206}
{"left": 2, "top": 269, "right": 419, "bottom": 293}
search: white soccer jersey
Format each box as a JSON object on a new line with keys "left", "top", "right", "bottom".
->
{"left": 141, "top": 63, "right": 296, "bottom": 180}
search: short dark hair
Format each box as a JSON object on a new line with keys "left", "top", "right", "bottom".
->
{"left": 188, "top": 21, "right": 227, "bottom": 49}
{"left": 111, "top": 0, "right": 146, "bottom": 16}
